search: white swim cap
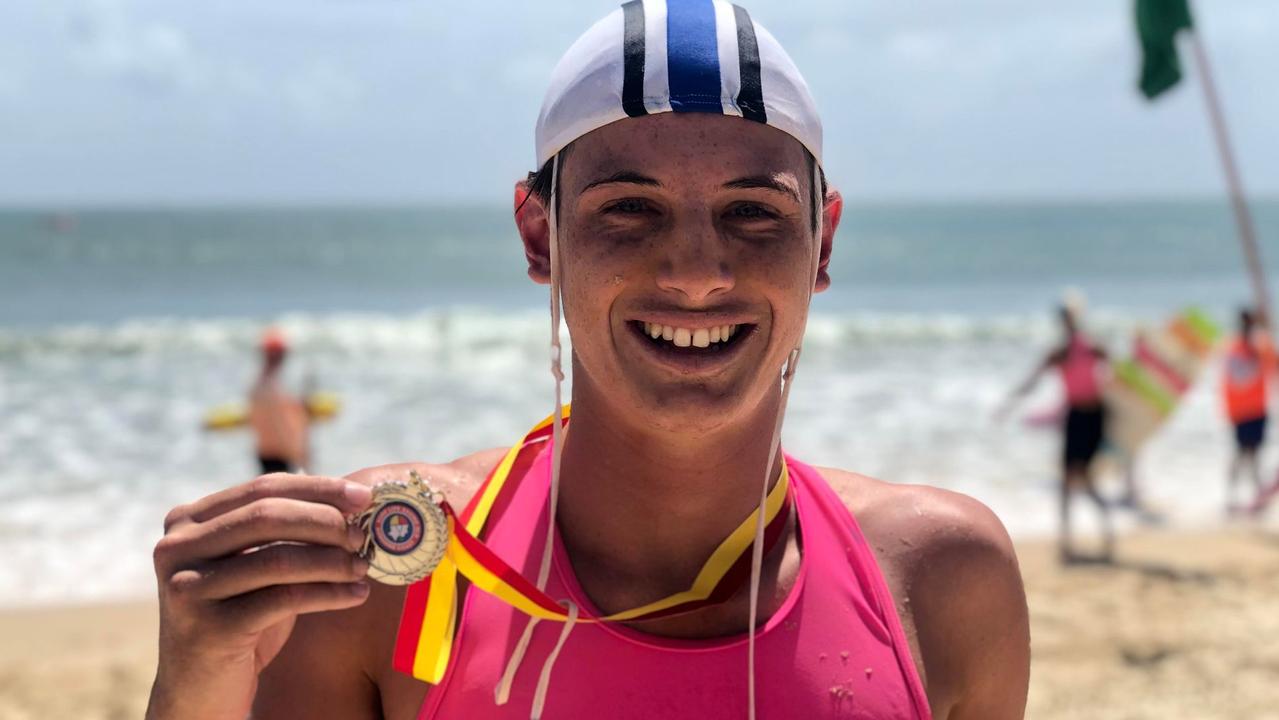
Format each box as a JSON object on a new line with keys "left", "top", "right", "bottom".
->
{"left": 535, "top": 0, "right": 823, "bottom": 168}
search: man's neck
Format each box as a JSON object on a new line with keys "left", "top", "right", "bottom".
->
{"left": 553, "top": 379, "right": 786, "bottom": 602}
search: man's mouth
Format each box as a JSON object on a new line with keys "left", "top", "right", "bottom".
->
{"left": 629, "top": 321, "right": 751, "bottom": 352}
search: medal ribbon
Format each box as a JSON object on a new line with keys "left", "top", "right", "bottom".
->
{"left": 392, "top": 406, "right": 794, "bottom": 683}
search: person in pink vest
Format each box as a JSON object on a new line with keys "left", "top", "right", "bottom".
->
{"left": 146, "top": 3, "right": 1029, "bottom": 719}
{"left": 1001, "top": 301, "right": 1113, "bottom": 563}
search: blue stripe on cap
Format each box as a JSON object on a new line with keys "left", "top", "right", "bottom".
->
{"left": 665, "top": 0, "right": 722, "bottom": 113}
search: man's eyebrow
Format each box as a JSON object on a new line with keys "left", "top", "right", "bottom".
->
{"left": 722, "top": 175, "right": 801, "bottom": 202}
{"left": 582, "top": 171, "right": 663, "bottom": 192}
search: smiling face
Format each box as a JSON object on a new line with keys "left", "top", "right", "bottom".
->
{"left": 516, "top": 112, "right": 842, "bottom": 435}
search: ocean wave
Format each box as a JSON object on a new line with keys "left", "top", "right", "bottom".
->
{"left": 0, "top": 307, "right": 1176, "bottom": 358}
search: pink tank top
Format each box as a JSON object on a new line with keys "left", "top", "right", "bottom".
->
{"left": 1060, "top": 333, "right": 1102, "bottom": 406}
{"left": 419, "top": 448, "right": 932, "bottom": 719}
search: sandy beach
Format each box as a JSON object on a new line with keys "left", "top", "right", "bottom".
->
{"left": 2, "top": 528, "right": 1277, "bottom": 719}
{"left": 1022, "top": 527, "right": 1279, "bottom": 720}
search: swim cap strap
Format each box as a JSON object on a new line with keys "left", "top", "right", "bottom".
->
{"left": 746, "top": 158, "right": 824, "bottom": 719}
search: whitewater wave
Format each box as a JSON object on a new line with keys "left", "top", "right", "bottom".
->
{"left": 0, "top": 305, "right": 1247, "bottom": 607}
{"left": 0, "top": 307, "right": 1180, "bottom": 358}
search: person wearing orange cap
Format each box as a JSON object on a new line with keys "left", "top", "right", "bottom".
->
{"left": 1222, "top": 308, "right": 1276, "bottom": 511}
{"left": 248, "top": 329, "right": 310, "bottom": 474}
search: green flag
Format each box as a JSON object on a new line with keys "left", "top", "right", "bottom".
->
{"left": 1135, "top": 0, "right": 1194, "bottom": 100}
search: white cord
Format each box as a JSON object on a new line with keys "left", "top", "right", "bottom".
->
{"left": 495, "top": 154, "right": 572, "bottom": 718}
{"left": 531, "top": 600, "right": 579, "bottom": 720}
{"left": 746, "top": 160, "right": 823, "bottom": 719}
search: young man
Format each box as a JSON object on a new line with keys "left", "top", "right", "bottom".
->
{"left": 248, "top": 329, "right": 310, "bottom": 474}
{"left": 1001, "top": 302, "right": 1113, "bottom": 562}
{"left": 147, "top": 3, "right": 1028, "bottom": 718}
{"left": 1222, "top": 307, "right": 1275, "bottom": 511}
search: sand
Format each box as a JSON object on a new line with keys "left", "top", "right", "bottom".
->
{"left": 1, "top": 529, "right": 1277, "bottom": 719}
{"left": 1022, "top": 528, "right": 1279, "bottom": 720}
{"left": 0, "top": 601, "right": 157, "bottom": 720}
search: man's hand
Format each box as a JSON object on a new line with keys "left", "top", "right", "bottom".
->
{"left": 146, "top": 473, "right": 374, "bottom": 720}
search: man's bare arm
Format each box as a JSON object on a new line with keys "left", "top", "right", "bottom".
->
{"left": 906, "top": 491, "right": 1030, "bottom": 719}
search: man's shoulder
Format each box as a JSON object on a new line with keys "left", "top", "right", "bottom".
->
{"left": 344, "top": 447, "right": 510, "bottom": 509}
{"left": 816, "top": 467, "right": 1028, "bottom": 715}
{"left": 816, "top": 466, "right": 1017, "bottom": 574}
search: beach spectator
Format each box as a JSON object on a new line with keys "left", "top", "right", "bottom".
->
{"left": 1221, "top": 307, "right": 1275, "bottom": 511}
{"left": 1001, "top": 299, "right": 1113, "bottom": 562}
{"left": 248, "top": 329, "right": 309, "bottom": 474}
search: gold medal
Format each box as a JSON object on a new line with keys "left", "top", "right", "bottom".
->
{"left": 354, "top": 470, "right": 449, "bottom": 586}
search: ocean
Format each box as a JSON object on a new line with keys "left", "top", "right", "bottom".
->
{"left": 2, "top": 200, "right": 1277, "bottom": 607}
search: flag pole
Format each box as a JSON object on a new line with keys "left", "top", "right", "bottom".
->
{"left": 1184, "top": 18, "right": 1270, "bottom": 320}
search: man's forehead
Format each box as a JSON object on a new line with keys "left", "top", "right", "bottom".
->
{"left": 565, "top": 113, "right": 808, "bottom": 188}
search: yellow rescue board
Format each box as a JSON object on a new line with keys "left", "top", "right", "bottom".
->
{"left": 202, "top": 391, "right": 342, "bottom": 431}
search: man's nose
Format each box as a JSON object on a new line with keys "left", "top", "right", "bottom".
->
{"left": 655, "top": 223, "right": 734, "bottom": 303}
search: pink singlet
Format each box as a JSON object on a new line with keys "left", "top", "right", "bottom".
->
{"left": 418, "top": 447, "right": 932, "bottom": 719}
{"left": 1060, "top": 332, "right": 1103, "bottom": 407}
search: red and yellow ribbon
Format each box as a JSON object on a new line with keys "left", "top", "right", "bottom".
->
{"left": 392, "top": 406, "right": 793, "bottom": 683}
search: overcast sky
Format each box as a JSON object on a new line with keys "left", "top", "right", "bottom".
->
{"left": 2, "top": 0, "right": 1275, "bottom": 205}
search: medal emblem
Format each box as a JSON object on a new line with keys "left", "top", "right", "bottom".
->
{"left": 354, "top": 470, "right": 449, "bottom": 585}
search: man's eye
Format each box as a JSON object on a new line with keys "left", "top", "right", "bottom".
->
{"left": 729, "top": 203, "right": 776, "bottom": 220}
{"left": 605, "top": 198, "right": 651, "bottom": 215}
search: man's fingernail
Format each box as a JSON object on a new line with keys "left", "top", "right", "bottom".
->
{"left": 347, "top": 524, "right": 366, "bottom": 549}
{"left": 352, "top": 556, "right": 369, "bottom": 576}
{"left": 349, "top": 581, "right": 370, "bottom": 597}
{"left": 344, "top": 482, "right": 371, "bottom": 507}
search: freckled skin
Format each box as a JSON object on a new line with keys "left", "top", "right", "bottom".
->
{"left": 151, "top": 113, "right": 1029, "bottom": 720}
{"left": 554, "top": 114, "right": 817, "bottom": 436}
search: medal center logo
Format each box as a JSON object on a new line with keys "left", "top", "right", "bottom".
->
{"left": 372, "top": 501, "right": 425, "bottom": 556}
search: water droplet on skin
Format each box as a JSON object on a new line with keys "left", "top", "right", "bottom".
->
{"left": 828, "top": 684, "right": 855, "bottom": 705}
{"left": 865, "top": 667, "right": 874, "bottom": 679}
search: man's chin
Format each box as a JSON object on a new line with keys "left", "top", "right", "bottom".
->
{"left": 622, "top": 383, "right": 757, "bottom": 435}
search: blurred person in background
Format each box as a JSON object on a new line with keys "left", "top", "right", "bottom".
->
{"left": 1221, "top": 307, "right": 1275, "bottom": 513}
{"left": 249, "top": 328, "right": 310, "bottom": 474}
{"left": 1000, "top": 296, "right": 1113, "bottom": 562}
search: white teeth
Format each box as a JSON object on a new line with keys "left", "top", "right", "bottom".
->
{"left": 641, "top": 322, "right": 744, "bottom": 348}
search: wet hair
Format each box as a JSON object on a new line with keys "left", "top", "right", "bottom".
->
{"left": 1240, "top": 307, "right": 1256, "bottom": 332}
{"left": 520, "top": 144, "right": 829, "bottom": 234}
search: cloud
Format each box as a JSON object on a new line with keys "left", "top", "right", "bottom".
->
{"left": 66, "top": 0, "right": 198, "bottom": 93}
{"left": 0, "top": 66, "right": 23, "bottom": 103}
{"left": 4, "top": 0, "right": 1275, "bottom": 203}
{"left": 62, "top": 0, "right": 364, "bottom": 122}
{"left": 285, "top": 61, "right": 363, "bottom": 122}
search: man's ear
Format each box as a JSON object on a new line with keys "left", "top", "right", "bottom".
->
{"left": 514, "top": 180, "right": 551, "bottom": 285}
{"left": 814, "top": 188, "right": 843, "bottom": 293}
